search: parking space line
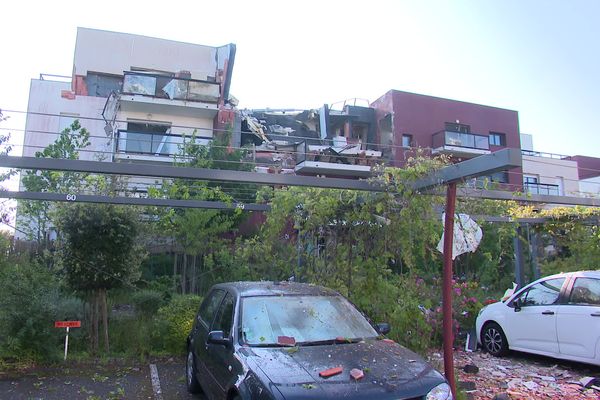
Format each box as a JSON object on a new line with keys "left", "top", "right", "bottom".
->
{"left": 149, "top": 364, "right": 164, "bottom": 400}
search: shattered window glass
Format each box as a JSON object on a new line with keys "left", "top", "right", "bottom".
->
{"left": 521, "top": 278, "right": 565, "bottom": 306}
{"left": 241, "top": 295, "right": 377, "bottom": 345}
{"left": 122, "top": 74, "right": 156, "bottom": 96}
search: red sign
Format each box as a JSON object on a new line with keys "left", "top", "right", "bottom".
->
{"left": 55, "top": 321, "right": 81, "bottom": 328}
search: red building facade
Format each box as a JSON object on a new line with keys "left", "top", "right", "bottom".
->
{"left": 370, "top": 90, "right": 523, "bottom": 188}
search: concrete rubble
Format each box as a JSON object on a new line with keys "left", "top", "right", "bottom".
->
{"left": 427, "top": 350, "right": 600, "bottom": 399}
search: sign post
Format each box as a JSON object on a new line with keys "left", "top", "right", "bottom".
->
{"left": 54, "top": 321, "right": 81, "bottom": 360}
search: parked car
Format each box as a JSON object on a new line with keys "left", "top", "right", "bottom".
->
{"left": 186, "top": 281, "right": 452, "bottom": 400}
{"left": 476, "top": 270, "right": 600, "bottom": 366}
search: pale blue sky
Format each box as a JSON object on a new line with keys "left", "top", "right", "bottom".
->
{"left": 1, "top": 0, "right": 599, "bottom": 156}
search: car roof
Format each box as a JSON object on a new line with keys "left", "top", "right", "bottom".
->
{"left": 211, "top": 281, "right": 340, "bottom": 298}
{"left": 540, "top": 270, "right": 600, "bottom": 281}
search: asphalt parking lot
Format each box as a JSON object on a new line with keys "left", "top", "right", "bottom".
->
{"left": 0, "top": 357, "right": 202, "bottom": 400}
{"left": 2, "top": 351, "right": 600, "bottom": 400}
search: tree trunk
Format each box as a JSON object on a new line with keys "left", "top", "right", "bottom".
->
{"left": 101, "top": 288, "right": 109, "bottom": 353}
{"left": 190, "top": 254, "right": 197, "bottom": 294}
{"left": 181, "top": 253, "right": 188, "bottom": 294}
{"left": 90, "top": 291, "right": 99, "bottom": 354}
{"left": 172, "top": 252, "right": 178, "bottom": 292}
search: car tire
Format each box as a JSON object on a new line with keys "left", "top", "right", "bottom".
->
{"left": 186, "top": 349, "right": 202, "bottom": 394}
{"left": 481, "top": 322, "right": 509, "bottom": 356}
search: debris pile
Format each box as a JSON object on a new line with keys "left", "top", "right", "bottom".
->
{"left": 428, "top": 350, "right": 600, "bottom": 399}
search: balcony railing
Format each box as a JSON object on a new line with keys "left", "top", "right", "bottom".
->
{"left": 121, "top": 72, "right": 220, "bottom": 103}
{"left": 432, "top": 130, "right": 490, "bottom": 151}
{"left": 116, "top": 130, "right": 182, "bottom": 157}
{"left": 521, "top": 150, "right": 569, "bottom": 160}
{"left": 524, "top": 182, "right": 560, "bottom": 196}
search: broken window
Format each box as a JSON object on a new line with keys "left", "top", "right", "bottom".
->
{"left": 122, "top": 74, "right": 157, "bottom": 96}
{"left": 86, "top": 73, "right": 123, "bottom": 97}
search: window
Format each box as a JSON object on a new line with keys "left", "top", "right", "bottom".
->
{"left": 519, "top": 278, "right": 565, "bottom": 306}
{"left": 199, "top": 289, "right": 225, "bottom": 327}
{"left": 489, "top": 171, "right": 509, "bottom": 184}
{"left": 401, "top": 134, "right": 412, "bottom": 148}
{"left": 569, "top": 278, "right": 600, "bottom": 306}
{"left": 445, "top": 122, "right": 470, "bottom": 133}
{"left": 524, "top": 175, "right": 538, "bottom": 185}
{"left": 489, "top": 132, "right": 506, "bottom": 146}
{"left": 213, "top": 293, "right": 235, "bottom": 337}
{"left": 86, "top": 73, "right": 122, "bottom": 97}
{"left": 240, "top": 295, "right": 378, "bottom": 346}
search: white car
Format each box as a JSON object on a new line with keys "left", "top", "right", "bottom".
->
{"left": 476, "top": 270, "right": 600, "bottom": 366}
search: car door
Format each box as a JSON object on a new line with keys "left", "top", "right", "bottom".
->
{"left": 505, "top": 277, "right": 565, "bottom": 354}
{"left": 204, "top": 292, "right": 238, "bottom": 400}
{"left": 191, "top": 289, "right": 226, "bottom": 397}
{"left": 557, "top": 277, "right": 600, "bottom": 360}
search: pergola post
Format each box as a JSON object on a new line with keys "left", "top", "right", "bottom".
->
{"left": 442, "top": 182, "right": 457, "bottom": 397}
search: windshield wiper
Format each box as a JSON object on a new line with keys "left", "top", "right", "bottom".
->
{"left": 298, "top": 338, "right": 363, "bottom": 346}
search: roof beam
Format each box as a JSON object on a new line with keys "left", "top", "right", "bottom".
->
{"left": 0, "top": 190, "right": 270, "bottom": 211}
{"left": 412, "top": 148, "right": 522, "bottom": 190}
{"left": 0, "top": 155, "right": 380, "bottom": 191}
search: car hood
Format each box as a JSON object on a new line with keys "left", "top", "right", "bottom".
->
{"left": 242, "top": 340, "right": 445, "bottom": 400}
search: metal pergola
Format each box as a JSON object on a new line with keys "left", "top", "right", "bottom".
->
{"left": 1, "top": 148, "right": 596, "bottom": 396}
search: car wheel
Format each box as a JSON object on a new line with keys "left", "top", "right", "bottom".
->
{"left": 186, "top": 349, "right": 202, "bottom": 394}
{"left": 482, "top": 322, "right": 509, "bottom": 356}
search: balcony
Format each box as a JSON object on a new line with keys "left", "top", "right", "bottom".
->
{"left": 114, "top": 130, "right": 209, "bottom": 162}
{"left": 524, "top": 182, "right": 560, "bottom": 196}
{"left": 294, "top": 137, "right": 382, "bottom": 177}
{"left": 432, "top": 130, "right": 490, "bottom": 157}
{"left": 119, "top": 72, "right": 220, "bottom": 117}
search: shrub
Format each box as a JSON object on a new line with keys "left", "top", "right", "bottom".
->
{"left": 131, "top": 290, "right": 165, "bottom": 318}
{"left": 0, "top": 262, "right": 82, "bottom": 362}
{"left": 153, "top": 295, "right": 202, "bottom": 354}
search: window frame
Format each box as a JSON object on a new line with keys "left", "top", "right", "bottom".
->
{"left": 489, "top": 132, "right": 506, "bottom": 146}
{"left": 401, "top": 134, "right": 412, "bottom": 148}
{"left": 212, "top": 292, "right": 236, "bottom": 338}
{"left": 198, "top": 289, "right": 226, "bottom": 329}
{"left": 513, "top": 277, "right": 566, "bottom": 307}
{"left": 567, "top": 277, "right": 600, "bottom": 306}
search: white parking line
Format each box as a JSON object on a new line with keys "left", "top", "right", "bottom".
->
{"left": 149, "top": 364, "right": 164, "bottom": 400}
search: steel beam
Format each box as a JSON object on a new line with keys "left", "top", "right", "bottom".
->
{"left": 0, "top": 190, "right": 270, "bottom": 211}
{"left": 458, "top": 187, "right": 600, "bottom": 206}
{"left": 0, "top": 156, "right": 380, "bottom": 192}
{"left": 412, "top": 148, "right": 522, "bottom": 190}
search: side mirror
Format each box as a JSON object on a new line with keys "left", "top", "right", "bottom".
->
{"left": 375, "top": 323, "right": 391, "bottom": 335}
{"left": 513, "top": 298, "right": 522, "bottom": 312}
{"left": 207, "top": 330, "right": 232, "bottom": 347}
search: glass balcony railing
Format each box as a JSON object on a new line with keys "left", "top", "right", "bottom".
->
{"left": 121, "top": 72, "right": 220, "bottom": 103}
{"left": 432, "top": 130, "right": 490, "bottom": 151}
{"left": 524, "top": 182, "right": 560, "bottom": 196}
{"left": 116, "top": 130, "right": 185, "bottom": 157}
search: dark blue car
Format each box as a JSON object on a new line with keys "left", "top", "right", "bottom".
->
{"left": 186, "top": 281, "right": 451, "bottom": 400}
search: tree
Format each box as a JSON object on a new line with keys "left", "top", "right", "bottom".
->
{"left": 0, "top": 109, "right": 17, "bottom": 226}
{"left": 55, "top": 203, "right": 146, "bottom": 353}
{"left": 20, "top": 120, "right": 91, "bottom": 246}
{"left": 149, "top": 129, "right": 250, "bottom": 294}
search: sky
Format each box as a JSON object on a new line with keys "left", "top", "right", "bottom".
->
{"left": 1, "top": 0, "right": 599, "bottom": 158}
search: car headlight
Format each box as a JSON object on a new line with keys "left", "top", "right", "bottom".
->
{"left": 426, "top": 382, "right": 453, "bottom": 400}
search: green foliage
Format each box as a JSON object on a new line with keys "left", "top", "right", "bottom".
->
{"left": 0, "top": 261, "right": 83, "bottom": 362}
{"left": 55, "top": 203, "right": 145, "bottom": 292}
{"left": 20, "top": 119, "right": 91, "bottom": 243}
{"left": 153, "top": 295, "right": 202, "bottom": 354}
{"left": 131, "top": 290, "right": 165, "bottom": 318}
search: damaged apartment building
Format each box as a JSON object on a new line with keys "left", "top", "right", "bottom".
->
{"left": 18, "top": 27, "right": 237, "bottom": 236}
{"left": 240, "top": 100, "right": 383, "bottom": 178}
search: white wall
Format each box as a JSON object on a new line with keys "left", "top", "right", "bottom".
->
{"left": 23, "top": 79, "right": 111, "bottom": 162}
{"left": 74, "top": 28, "right": 220, "bottom": 81}
{"left": 579, "top": 177, "right": 600, "bottom": 198}
{"left": 522, "top": 155, "right": 579, "bottom": 196}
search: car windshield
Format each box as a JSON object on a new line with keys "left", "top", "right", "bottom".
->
{"left": 240, "top": 295, "right": 378, "bottom": 346}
